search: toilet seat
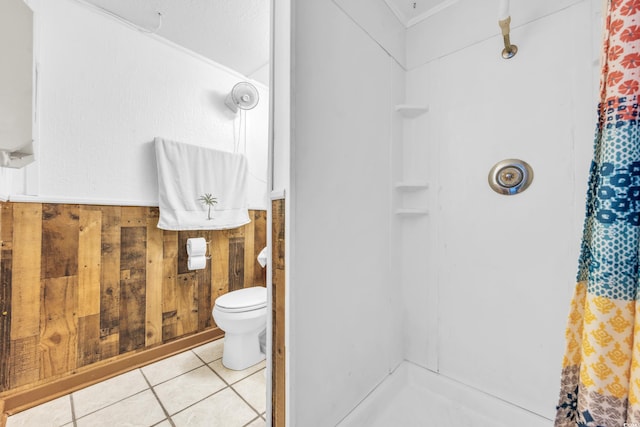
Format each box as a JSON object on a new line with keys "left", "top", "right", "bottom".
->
{"left": 214, "top": 286, "right": 267, "bottom": 313}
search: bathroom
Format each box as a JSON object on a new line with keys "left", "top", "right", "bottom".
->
{"left": 1, "top": 0, "right": 271, "bottom": 425}
{"left": 0, "top": 0, "right": 611, "bottom": 426}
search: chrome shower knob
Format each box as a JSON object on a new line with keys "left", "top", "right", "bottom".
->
{"left": 488, "top": 159, "right": 533, "bottom": 195}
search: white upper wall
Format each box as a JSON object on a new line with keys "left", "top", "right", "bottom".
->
{"left": 8, "top": 0, "right": 269, "bottom": 209}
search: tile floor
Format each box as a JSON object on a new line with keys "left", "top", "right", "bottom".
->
{"left": 6, "top": 339, "right": 267, "bottom": 427}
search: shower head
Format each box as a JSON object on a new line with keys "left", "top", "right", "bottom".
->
{"left": 498, "top": 17, "right": 518, "bottom": 59}
{"left": 497, "top": 0, "right": 517, "bottom": 59}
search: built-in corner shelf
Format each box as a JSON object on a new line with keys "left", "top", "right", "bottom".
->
{"left": 395, "top": 182, "right": 429, "bottom": 192}
{"left": 394, "top": 104, "right": 429, "bottom": 118}
{"left": 395, "top": 208, "right": 429, "bottom": 217}
{"left": 394, "top": 102, "right": 428, "bottom": 218}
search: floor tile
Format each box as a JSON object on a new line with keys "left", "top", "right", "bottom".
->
{"left": 142, "top": 350, "right": 204, "bottom": 385}
{"left": 5, "top": 342, "right": 266, "bottom": 427}
{"left": 171, "top": 388, "right": 257, "bottom": 427}
{"left": 245, "top": 416, "right": 267, "bottom": 426}
{"left": 209, "top": 359, "right": 266, "bottom": 385}
{"left": 233, "top": 369, "right": 267, "bottom": 414}
{"left": 72, "top": 369, "right": 149, "bottom": 418}
{"left": 75, "top": 390, "right": 165, "bottom": 427}
{"left": 5, "top": 395, "right": 72, "bottom": 427}
{"left": 153, "top": 365, "right": 226, "bottom": 415}
{"left": 191, "top": 339, "right": 224, "bottom": 364}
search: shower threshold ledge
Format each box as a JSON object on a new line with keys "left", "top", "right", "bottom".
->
{"left": 337, "top": 361, "right": 551, "bottom": 427}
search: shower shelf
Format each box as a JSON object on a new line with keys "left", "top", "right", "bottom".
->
{"left": 394, "top": 104, "right": 429, "bottom": 118}
{"left": 395, "top": 182, "right": 429, "bottom": 191}
{"left": 395, "top": 208, "right": 429, "bottom": 216}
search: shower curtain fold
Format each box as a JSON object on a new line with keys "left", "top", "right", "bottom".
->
{"left": 555, "top": 1, "right": 640, "bottom": 426}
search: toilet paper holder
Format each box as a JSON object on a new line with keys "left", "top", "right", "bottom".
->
{"left": 186, "top": 238, "right": 212, "bottom": 259}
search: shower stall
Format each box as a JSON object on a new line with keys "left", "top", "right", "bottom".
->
{"left": 271, "top": 0, "right": 600, "bottom": 425}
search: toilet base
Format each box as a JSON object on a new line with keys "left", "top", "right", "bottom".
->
{"left": 222, "top": 330, "right": 266, "bottom": 370}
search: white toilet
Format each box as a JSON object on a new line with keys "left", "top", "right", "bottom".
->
{"left": 212, "top": 286, "right": 267, "bottom": 370}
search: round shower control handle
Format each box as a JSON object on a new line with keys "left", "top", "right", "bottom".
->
{"left": 488, "top": 159, "right": 533, "bottom": 195}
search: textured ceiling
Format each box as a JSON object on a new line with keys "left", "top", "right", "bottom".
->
{"left": 82, "top": 0, "right": 270, "bottom": 84}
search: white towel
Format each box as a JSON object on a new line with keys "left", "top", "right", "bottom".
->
{"left": 154, "top": 137, "right": 251, "bottom": 230}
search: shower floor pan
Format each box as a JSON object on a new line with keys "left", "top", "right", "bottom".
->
{"left": 337, "top": 361, "right": 551, "bottom": 427}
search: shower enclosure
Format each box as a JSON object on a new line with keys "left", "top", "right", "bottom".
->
{"left": 271, "top": 0, "right": 599, "bottom": 425}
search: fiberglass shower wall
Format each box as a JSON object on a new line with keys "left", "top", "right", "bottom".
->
{"left": 284, "top": 0, "right": 601, "bottom": 425}
{"left": 401, "top": 0, "right": 599, "bottom": 420}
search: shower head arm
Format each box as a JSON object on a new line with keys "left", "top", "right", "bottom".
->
{"left": 498, "top": 16, "right": 518, "bottom": 59}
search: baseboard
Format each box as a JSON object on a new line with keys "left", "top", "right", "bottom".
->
{"left": 0, "top": 328, "right": 223, "bottom": 422}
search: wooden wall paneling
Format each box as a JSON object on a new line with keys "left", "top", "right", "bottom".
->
{"left": 210, "top": 229, "right": 230, "bottom": 324}
{"left": 197, "top": 269, "right": 212, "bottom": 330}
{"left": 77, "top": 207, "right": 101, "bottom": 317}
{"left": 175, "top": 272, "right": 198, "bottom": 336}
{"left": 253, "top": 211, "right": 267, "bottom": 286}
{"left": 0, "top": 204, "right": 13, "bottom": 392}
{"left": 0, "top": 204, "right": 267, "bottom": 406}
{"left": 119, "top": 225, "right": 146, "bottom": 354}
{"left": 77, "top": 206, "right": 102, "bottom": 367}
{"left": 228, "top": 235, "right": 244, "bottom": 292}
{"left": 176, "top": 231, "right": 189, "bottom": 276}
{"left": 145, "top": 208, "right": 163, "bottom": 347}
{"left": 197, "top": 230, "right": 213, "bottom": 330}
{"left": 243, "top": 218, "right": 255, "bottom": 288}
{"left": 8, "top": 337, "right": 38, "bottom": 389}
{"left": 9, "top": 203, "right": 42, "bottom": 388}
{"left": 161, "top": 231, "right": 178, "bottom": 342}
{"left": 40, "top": 276, "right": 78, "bottom": 378}
{"left": 175, "top": 231, "right": 206, "bottom": 337}
{"left": 41, "top": 204, "right": 79, "bottom": 279}
{"left": 99, "top": 206, "right": 121, "bottom": 359}
{"left": 272, "top": 199, "right": 286, "bottom": 427}
{"left": 121, "top": 206, "right": 147, "bottom": 228}
{"left": 76, "top": 314, "right": 100, "bottom": 368}
{"left": 10, "top": 204, "right": 41, "bottom": 339}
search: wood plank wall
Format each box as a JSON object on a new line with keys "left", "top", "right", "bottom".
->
{"left": 271, "top": 198, "right": 285, "bottom": 427}
{"left": 0, "top": 202, "right": 266, "bottom": 395}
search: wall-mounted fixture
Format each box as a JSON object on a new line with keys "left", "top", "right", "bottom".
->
{"left": 225, "top": 82, "right": 260, "bottom": 154}
{"left": 225, "top": 82, "right": 259, "bottom": 113}
{"left": 186, "top": 237, "right": 210, "bottom": 270}
{"left": 488, "top": 159, "right": 533, "bottom": 195}
{"left": 0, "top": 0, "right": 35, "bottom": 168}
{"left": 497, "top": 0, "right": 517, "bottom": 59}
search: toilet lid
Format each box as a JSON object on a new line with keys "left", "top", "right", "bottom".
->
{"left": 215, "top": 286, "right": 267, "bottom": 311}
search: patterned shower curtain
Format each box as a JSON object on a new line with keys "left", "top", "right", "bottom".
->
{"left": 555, "top": 1, "right": 640, "bottom": 426}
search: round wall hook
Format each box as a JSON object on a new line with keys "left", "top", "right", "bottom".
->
{"left": 488, "top": 159, "right": 533, "bottom": 195}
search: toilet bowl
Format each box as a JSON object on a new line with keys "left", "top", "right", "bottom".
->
{"left": 212, "top": 286, "right": 267, "bottom": 370}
